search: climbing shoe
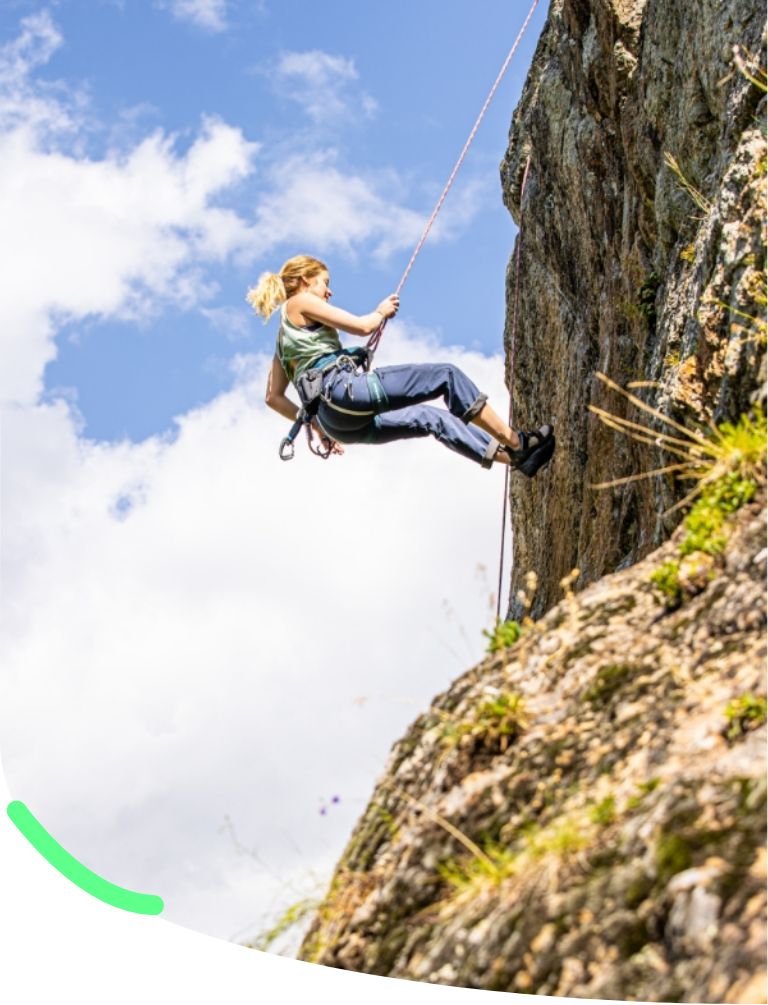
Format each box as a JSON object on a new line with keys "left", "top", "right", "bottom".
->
{"left": 503, "top": 425, "right": 555, "bottom": 478}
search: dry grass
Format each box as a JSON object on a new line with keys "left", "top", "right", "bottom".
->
{"left": 588, "top": 372, "right": 766, "bottom": 515}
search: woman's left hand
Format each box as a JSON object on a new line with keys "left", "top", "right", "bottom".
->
{"left": 311, "top": 420, "right": 344, "bottom": 455}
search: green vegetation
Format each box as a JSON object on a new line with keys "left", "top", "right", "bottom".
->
{"left": 589, "top": 795, "right": 617, "bottom": 826}
{"left": 438, "top": 839, "right": 518, "bottom": 890}
{"left": 650, "top": 559, "right": 684, "bottom": 608}
{"left": 483, "top": 618, "right": 524, "bottom": 653}
{"left": 525, "top": 817, "right": 589, "bottom": 858}
{"left": 470, "top": 691, "right": 527, "bottom": 740}
{"left": 438, "top": 691, "right": 528, "bottom": 753}
{"left": 654, "top": 832, "right": 693, "bottom": 882}
{"left": 637, "top": 272, "right": 660, "bottom": 331}
{"left": 438, "top": 814, "right": 591, "bottom": 899}
{"left": 249, "top": 896, "right": 321, "bottom": 953}
{"left": 664, "top": 151, "right": 713, "bottom": 214}
{"left": 625, "top": 778, "right": 661, "bottom": 812}
{"left": 583, "top": 663, "right": 642, "bottom": 707}
{"left": 699, "top": 409, "right": 767, "bottom": 490}
{"left": 588, "top": 374, "right": 765, "bottom": 517}
{"left": 725, "top": 693, "right": 767, "bottom": 741}
{"left": 645, "top": 409, "right": 766, "bottom": 606}
{"left": 679, "top": 472, "right": 757, "bottom": 556}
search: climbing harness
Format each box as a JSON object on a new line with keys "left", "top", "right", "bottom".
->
{"left": 278, "top": 0, "right": 541, "bottom": 459}
{"left": 278, "top": 348, "right": 374, "bottom": 461}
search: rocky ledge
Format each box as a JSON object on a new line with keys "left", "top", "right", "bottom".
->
{"left": 299, "top": 491, "right": 766, "bottom": 1002}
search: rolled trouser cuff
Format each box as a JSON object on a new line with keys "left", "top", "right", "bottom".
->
{"left": 461, "top": 392, "right": 488, "bottom": 423}
{"left": 481, "top": 436, "right": 499, "bottom": 469}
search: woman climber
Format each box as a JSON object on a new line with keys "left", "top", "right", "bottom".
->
{"left": 247, "top": 254, "right": 555, "bottom": 473}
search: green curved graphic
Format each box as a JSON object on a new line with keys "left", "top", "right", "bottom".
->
{"left": 6, "top": 800, "right": 164, "bottom": 915}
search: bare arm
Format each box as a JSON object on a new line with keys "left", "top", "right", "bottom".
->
{"left": 291, "top": 292, "right": 399, "bottom": 336}
{"left": 265, "top": 354, "right": 299, "bottom": 421}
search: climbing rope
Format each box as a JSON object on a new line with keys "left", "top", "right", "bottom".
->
{"left": 496, "top": 155, "right": 532, "bottom": 624}
{"left": 367, "top": 0, "right": 542, "bottom": 353}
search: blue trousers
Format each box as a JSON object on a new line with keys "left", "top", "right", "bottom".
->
{"left": 315, "top": 361, "right": 495, "bottom": 466}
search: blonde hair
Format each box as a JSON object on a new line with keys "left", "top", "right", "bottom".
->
{"left": 246, "top": 254, "right": 328, "bottom": 322}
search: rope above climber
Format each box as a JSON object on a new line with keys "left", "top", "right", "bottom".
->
{"left": 247, "top": 255, "right": 555, "bottom": 474}
{"left": 245, "top": 2, "right": 550, "bottom": 474}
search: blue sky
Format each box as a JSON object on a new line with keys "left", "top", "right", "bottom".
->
{"left": 0, "top": 0, "right": 549, "bottom": 948}
{"left": 1, "top": 0, "right": 546, "bottom": 441}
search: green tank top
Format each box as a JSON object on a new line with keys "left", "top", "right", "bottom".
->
{"left": 277, "top": 306, "right": 343, "bottom": 383}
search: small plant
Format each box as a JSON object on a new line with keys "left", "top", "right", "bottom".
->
{"left": 484, "top": 618, "right": 524, "bottom": 653}
{"left": 469, "top": 692, "right": 528, "bottom": 747}
{"left": 249, "top": 896, "right": 321, "bottom": 953}
{"left": 589, "top": 375, "right": 765, "bottom": 518}
{"left": 589, "top": 795, "right": 617, "bottom": 826}
{"left": 679, "top": 243, "right": 696, "bottom": 264}
{"left": 440, "top": 691, "right": 528, "bottom": 753}
{"left": 583, "top": 663, "right": 642, "bottom": 706}
{"left": 724, "top": 693, "right": 767, "bottom": 741}
{"left": 654, "top": 832, "right": 692, "bottom": 882}
{"left": 732, "top": 45, "right": 767, "bottom": 93}
{"left": 625, "top": 777, "right": 661, "bottom": 812}
{"left": 525, "top": 817, "right": 589, "bottom": 859}
{"left": 664, "top": 151, "right": 713, "bottom": 214}
{"left": 437, "top": 839, "right": 518, "bottom": 890}
{"left": 647, "top": 562, "right": 683, "bottom": 607}
{"left": 679, "top": 472, "right": 757, "bottom": 556}
{"left": 637, "top": 272, "right": 660, "bottom": 331}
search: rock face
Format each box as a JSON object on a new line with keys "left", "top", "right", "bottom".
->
{"left": 295, "top": 1, "right": 767, "bottom": 999}
{"left": 501, "top": 0, "right": 765, "bottom": 618}
{"left": 299, "top": 492, "right": 767, "bottom": 1001}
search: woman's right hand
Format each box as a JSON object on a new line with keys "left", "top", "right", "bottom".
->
{"left": 376, "top": 294, "right": 400, "bottom": 319}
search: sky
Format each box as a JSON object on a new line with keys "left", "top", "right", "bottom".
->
{"left": 0, "top": 0, "right": 548, "bottom": 949}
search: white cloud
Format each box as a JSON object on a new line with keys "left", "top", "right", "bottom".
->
{"left": 0, "top": 13, "right": 260, "bottom": 407}
{"left": 201, "top": 305, "right": 253, "bottom": 340}
{"left": 0, "top": 14, "right": 511, "bottom": 944}
{"left": 248, "top": 153, "right": 494, "bottom": 266}
{"left": 0, "top": 17, "right": 489, "bottom": 406}
{"left": 0, "top": 10, "right": 74, "bottom": 133}
{"left": 160, "top": 0, "right": 230, "bottom": 32}
{"left": 0, "top": 118, "right": 258, "bottom": 404}
{"left": 272, "top": 50, "right": 377, "bottom": 125}
{"left": 252, "top": 153, "right": 425, "bottom": 261}
{"left": 1, "top": 326, "right": 509, "bottom": 940}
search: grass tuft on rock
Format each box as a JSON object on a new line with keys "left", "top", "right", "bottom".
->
{"left": 724, "top": 693, "right": 767, "bottom": 741}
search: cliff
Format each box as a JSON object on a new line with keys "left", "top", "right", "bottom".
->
{"left": 501, "top": 0, "right": 765, "bottom": 618}
{"left": 295, "top": 0, "right": 767, "bottom": 999}
{"left": 298, "top": 489, "right": 766, "bottom": 1000}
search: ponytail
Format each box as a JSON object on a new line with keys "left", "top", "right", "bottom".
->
{"left": 246, "top": 254, "right": 328, "bottom": 323}
{"left": 246, "top": 271, "right": 286, "bottom": 323}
